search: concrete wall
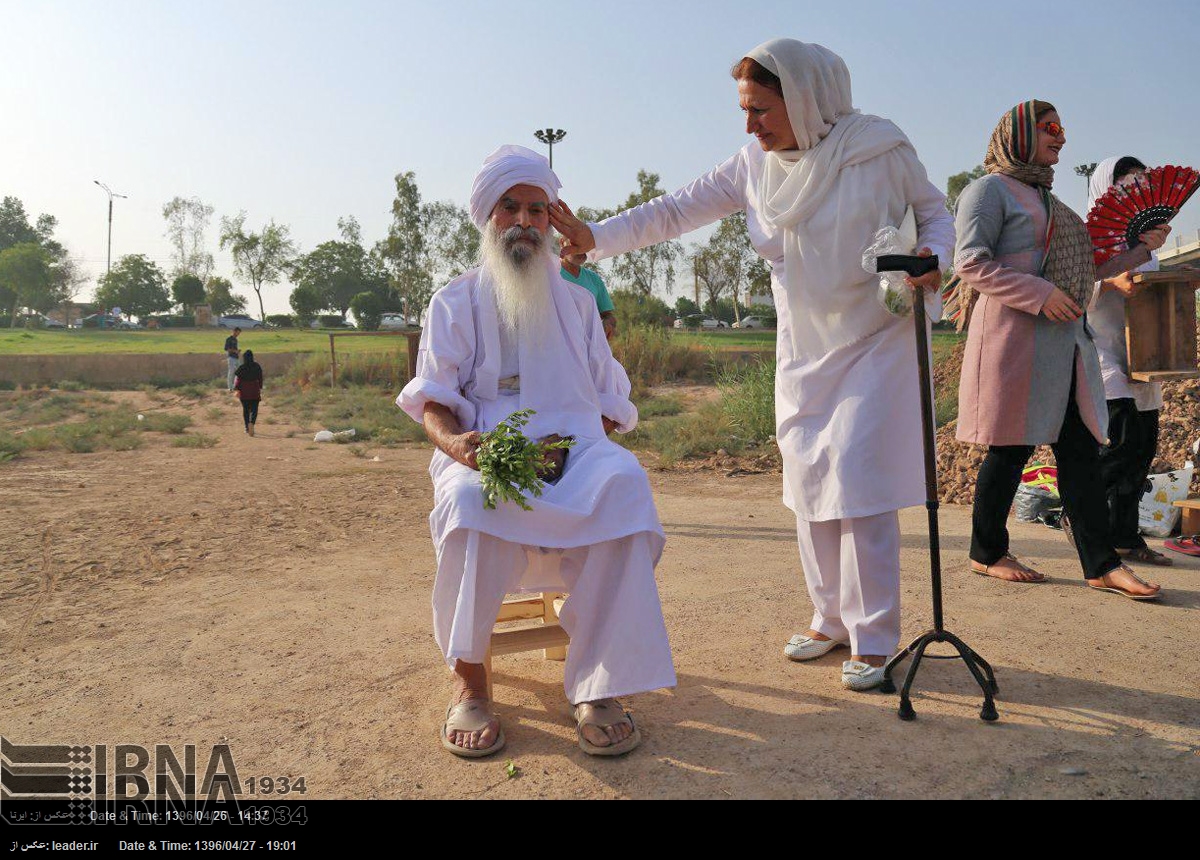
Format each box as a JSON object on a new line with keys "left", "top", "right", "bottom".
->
{"left": 0, "top": 352, "right": 308, "bottom": 387}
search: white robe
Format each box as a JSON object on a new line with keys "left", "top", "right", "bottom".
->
{"left": 589, "top": 141, "right": 956, "bottom": 521}
{"left": 397, "top": 267, "right": 675, "bottom": 702}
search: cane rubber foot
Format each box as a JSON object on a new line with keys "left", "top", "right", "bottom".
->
{"left": 980, "top": 702, "right": 999, "bottom": 722}
{"left": 898, "top": 700, "right": 916, "bottom": 721}
{"left": 879, "top": 677, "right": 896, "bottom": 694}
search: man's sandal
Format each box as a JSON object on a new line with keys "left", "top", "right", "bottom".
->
{"left": 441, "top": 699, "right": 505, "bottom": 758}
{"left": 573, "top": 699, "right": 641, "bottom": 757}
{"left": 1116, "top": 546, "right": 1174, "bottom": 566}
{"left": 1088, "top": 565, "right": 1162, "bottom": 601}
{"left": 970, "top": 553, "right": 1048, "bottom": 583}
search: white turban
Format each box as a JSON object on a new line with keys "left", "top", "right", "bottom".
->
{"left": 468, "top": 145, "right": 562, "bottom": 230}
{"left": 746, "top": 38, "right": 853, "bottom": 152}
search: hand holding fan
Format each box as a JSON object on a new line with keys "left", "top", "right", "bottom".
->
{"left": 1087, "top": 165, "right": 1200, "bottom": 266}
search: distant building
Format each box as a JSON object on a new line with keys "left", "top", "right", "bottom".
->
{"left": 1159, "top": 229, "right": 1200, "bottom": 269}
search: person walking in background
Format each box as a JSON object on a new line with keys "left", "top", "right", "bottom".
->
{"left": 224, "top": 327, "right": 242, "bottom": 391}
{"left": 560, "top": 242, "right": 617, "bottom": 340}
{"left": 1088, "top": 157, "right": 1173, "bottom": 567}
{"left": 234, "top": 349, "right": 263, "bottom": 436}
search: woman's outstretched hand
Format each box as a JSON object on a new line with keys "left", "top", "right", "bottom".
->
{"left": 1041, "top": 287, "right": 1082, "bottom": 322}
{"left": 549, "top": 200, "right": 596, "bottom": 258}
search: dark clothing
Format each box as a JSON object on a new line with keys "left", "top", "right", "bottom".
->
{"left": 1098, "top": 399, "right": 1159, "bottom": 550}
{"left": 241, "top": 399, "right": 260, "bottom": 427}
{"left": 970, "top": 373, "right": 1120, "bottom": 580}
{"left": 234, "top": 361, "right": 263, "bottom": 400}
{"left": 224, "top": 336, "right": 239, "bottom": 358}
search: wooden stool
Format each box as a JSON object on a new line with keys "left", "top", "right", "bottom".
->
{"left": 484, "top": 591, "right": 569, "bottom": 701}
{"left": 1173, "top": 498, "right": 1200, "bottom": 535}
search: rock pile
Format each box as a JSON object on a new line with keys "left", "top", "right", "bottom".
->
{"left": 933, "top": 339, "right": 1200, "bottom": 505}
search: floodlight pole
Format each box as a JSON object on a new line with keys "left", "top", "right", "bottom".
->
{"left": 93, "top": 180, "right": 128, "bottom": 276}
{"left": 534, "top": 128, "right": 567, "bottom": 169}
{"left": 1074, "top": 163, "right": 1098, "bottom": 197}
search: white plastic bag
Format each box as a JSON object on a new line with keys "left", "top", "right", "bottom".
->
{"left": 861, "top": 207, "right": 918, "bottom": 317}
{"left": 1137, "top": 464, "right": 1193, "bottom": 537}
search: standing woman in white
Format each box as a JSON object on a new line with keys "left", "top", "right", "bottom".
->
{"left": 551, "top": 38, "right": 955, "bottom": 691}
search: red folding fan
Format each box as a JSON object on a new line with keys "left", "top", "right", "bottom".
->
{"left": 1087, "top": 165, "right": 1200, "bottom": 266}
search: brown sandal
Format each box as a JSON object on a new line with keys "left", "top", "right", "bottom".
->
{"left": 1088, "top": 565, "right": 1162, "bottom": 601}
{"left": 441, "top": 699, "right": 506, "bottom": 758}
{"left": 573, "top": 699, "right": 641, "bottom": 757}
{"left": 1116, "top": 546, "right": 1174, "bottom": 566}
{"left": 970, "top": 553, "right": 1048, "bottom": 583}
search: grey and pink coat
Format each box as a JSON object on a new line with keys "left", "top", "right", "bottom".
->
{"left": 953, "top": 174, "right": 1150, "bottom": 447}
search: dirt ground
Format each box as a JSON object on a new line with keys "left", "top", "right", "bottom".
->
{"left": 1, "top": 390, "right": 1197, "bottom": 800}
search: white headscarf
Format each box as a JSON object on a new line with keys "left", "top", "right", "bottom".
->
{"left": 745, "top": 38, "right": 911, "bottom": 356}
{"left": 469, "top": 145, "right": 562, "bottom": 230}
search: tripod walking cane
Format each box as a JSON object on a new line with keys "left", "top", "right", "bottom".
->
{"left": 874, "top": 255, "right": 999, "bottom": 722}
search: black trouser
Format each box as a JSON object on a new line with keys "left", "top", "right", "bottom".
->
{"left": 1098, "top": 399, "right": 1158, "bottom": 550}
{"left": 970, "top": 378, "right": 1119, "bottom": 580}
{"left": 241, "top": 399, "right": 260, "bottom": 427}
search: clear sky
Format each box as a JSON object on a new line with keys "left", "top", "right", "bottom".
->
{"left": 4, "top": 0, "right": 1199, "bottom": 316}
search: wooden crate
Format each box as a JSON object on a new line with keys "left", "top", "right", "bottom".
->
{"left": 1125, "top": 268, "right": 1200, "bottom": 383}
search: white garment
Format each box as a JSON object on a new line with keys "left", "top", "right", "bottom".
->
{"left": 589, "top": 140, "right": 955, "bottom": 520}
{"left": 433, "top": 530, "right": 676, "bottom": 704}
{"left": 1086, "top": 156, "right": 1163, "bottom": 411}
{"left": 794, "top": 511, "right": 901, "bottom": 656}
{"left": 745, "top": 39, "right": 852, "bottom": 151}
{"left": 468, "top": 145, "right": 561, "bottom": 229}
{"left": 397, "top": 265, "right": 675, "bottom": 701}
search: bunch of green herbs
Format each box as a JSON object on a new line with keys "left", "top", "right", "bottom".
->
{"left": 478, "top": 409, "right": 574, "bottom": 511}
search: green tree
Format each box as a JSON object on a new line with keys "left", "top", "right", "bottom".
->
{"left": 162, "top": 196, "right": 215, "bottom": 281}
{"left": 674, "top": 296, "right": 700, "bottom": 317}
{"left": 289, "top": 217, "right": 388, "bottom": 318}
{"left": 380, "top": 171, "right": 434, "bottom": 323}
{"left": 204, "top": 276, "right": 248, "bottom": 316}
{"left": 424, "top": 200, "right": 479, "bottom": 284}
{"left": 601, "top": 171, "right": 684, "bottom": 298}
{"left": 0, "top": 197, "right": 79, "bottom": 317}
{"left": 350, "top": 291, "right": 384, "bottom": 331}
{"left": 946, "top": 165, "right": 986, "bottom": 212}
{"left": 0, "top": 243, "right": 52, "bottom": 326}
{"left": 219, "top": 212, "right": 297, "bottom": 323}
{"left": 691, "top": 212, "right": 759, "bottom": 324}
{"left": 289, "top": 283, "right": 323, "bottom": 325}
{"left": 94, "top": 254, "right": 172, "bottom": 320}
{"left": 171, "top": 273, "right": 206, "bottom": 310}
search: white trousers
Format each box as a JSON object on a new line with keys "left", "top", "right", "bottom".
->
{"left": 795, "top": 510, "right": 901, "bottom": 656}
{"left": 432, "top": 529, "right": 676, "bottom": 705}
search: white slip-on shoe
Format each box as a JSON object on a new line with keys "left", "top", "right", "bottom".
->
{"left": 841, "top": 660, "right": 886, "bottom": 691}
{"left": 784, "top": 634, "right": 847, "bottom": 662}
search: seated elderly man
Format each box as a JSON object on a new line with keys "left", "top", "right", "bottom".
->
{"left": 398, "top": 145, "right": 675, "bottom": 759}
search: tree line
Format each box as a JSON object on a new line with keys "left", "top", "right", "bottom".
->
{"left": 0, "top": 164, "right": 986, "bottom": 329}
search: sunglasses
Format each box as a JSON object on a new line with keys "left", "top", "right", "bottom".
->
{"left": 1036, "top": 121, "right": 1065, "bottom": 137}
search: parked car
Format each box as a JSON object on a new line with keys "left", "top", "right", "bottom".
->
{"left": 733, "top": 316, "right": 771, "bottom": 329}
{"left": 674, "top": 314, "right": 727, "bottom": 330}
{"left": 80, "top": 313, "right": 142, "bottom": 329}
{"left": 21, "top": 313, "right": 66, "bottom": 329}
{"left": 217, "top": 314, "right": 264, "bottom": 329}
{"left": 379, "top": 313, "right": 417, "bottom": 330}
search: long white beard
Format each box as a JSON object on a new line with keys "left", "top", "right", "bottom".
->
{"left": 480, "top": 222, "right": 555, "bottom": 345}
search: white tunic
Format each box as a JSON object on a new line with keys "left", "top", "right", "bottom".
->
{"left": 397, "top": 266, "right": 664, "bottom": 572}
{"left": 590, "top": 141, "right": 955, "bottom": 520}
{"left": 1088, "top": 256, "right": 1163, "bottom": 411}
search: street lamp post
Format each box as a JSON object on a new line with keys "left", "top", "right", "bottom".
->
{"left": 533, "top": 128, "right": 567, "bottom": 169}
{"left": 1074, "top": 163, "right": 1098, "bottom": 197}
{"left": 93, "top": 180, "right": 127, "bottom": 276}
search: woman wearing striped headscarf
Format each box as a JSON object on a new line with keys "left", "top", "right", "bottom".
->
{"left": 949, "top": 101, "right": 1169, "bottom": 599}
